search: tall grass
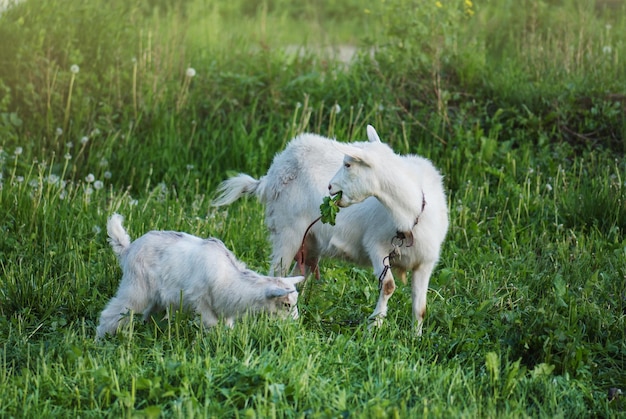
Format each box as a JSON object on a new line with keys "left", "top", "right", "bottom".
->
{"left": 1, "top": 0, "right": 625, "bottom": 416}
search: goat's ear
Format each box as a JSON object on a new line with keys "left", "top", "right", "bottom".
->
{"left": 333, "top": 142, "right": 367, "bottom": 163}
{"left": 286, "top": 276, "right": 305, "bottom": 286}
{"left": 265, "top": 286, "right": 294, "bottom": 299}
{"left": 366, "top": 125, "right": 381, "bottom": 143}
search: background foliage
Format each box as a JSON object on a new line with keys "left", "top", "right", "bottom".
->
{"left": 0, "top": 0, "right": 625, "bottom": 416}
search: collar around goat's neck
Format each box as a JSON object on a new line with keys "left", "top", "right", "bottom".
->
{"left": 394, "top": 191, "right": 426, "bottom": 248}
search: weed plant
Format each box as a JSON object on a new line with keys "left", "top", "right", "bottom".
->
{"left": 0, "top": 0, "right": 625, "bottom": 416}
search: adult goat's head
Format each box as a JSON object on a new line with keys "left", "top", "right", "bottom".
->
{"left": 328, "top": 125, "right": 393, "bottom": 207}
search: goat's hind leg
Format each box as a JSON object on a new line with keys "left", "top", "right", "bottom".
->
{"left": 96, "top": 281, "right": 150, "bottom": 339}
{"left": 96, "top": 296, "right": 137, "bottom": 339}
{"left": 268, "top": 225, "right": 309, "bottom": 277}
{"left": 367, "top": 266, "right": 396, "bottom": 330}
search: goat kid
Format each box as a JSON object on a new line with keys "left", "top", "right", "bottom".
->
{"left": 212, "top": 126, "right": 448, "bottom": 335}
{"left": 96, "top": 214, "right": 303, "bottom": 339}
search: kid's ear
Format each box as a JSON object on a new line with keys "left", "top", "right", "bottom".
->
{"left": 265, "top": 286, "right": 293, "bottom": 299}
{"left": 288, "top": 276, "right": 305, "bottom": 285}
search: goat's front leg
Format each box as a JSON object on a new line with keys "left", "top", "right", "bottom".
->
{"left": 367, "top": 265, "right": 396, "bottom": 329}
{"left": 411, "top": 261, "right": 436, "bottom": 336}
{"left": 196, "top": 300, "right": 219, "bottom": 329}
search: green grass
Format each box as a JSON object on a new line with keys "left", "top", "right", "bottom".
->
{"left": 1, "top": 0, "right": 625, "bottom": 416}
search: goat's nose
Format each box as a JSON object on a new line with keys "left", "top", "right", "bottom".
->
{"left": 328, "top": 184, "right": 332, "bottom": 191}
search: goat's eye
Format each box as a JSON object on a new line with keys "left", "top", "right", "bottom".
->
{"left": 344, "top": 162, "right": 351, "bottom": 168}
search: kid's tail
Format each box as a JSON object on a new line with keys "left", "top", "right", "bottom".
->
{"left": 107, "top": 213, "right": 132, "bottom": 257}
{"left": 211, "top": 173, "right": 262, "bottom": 206}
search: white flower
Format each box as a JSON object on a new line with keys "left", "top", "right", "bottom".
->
{"left": 47, "top": 174, "right": 60, "bottom": 185}
{"left": 64, "top": 153, "right": 72, "bottom": 160}
{"left": 85, "top": 186, "right": 93, "bottom": 195}
{"left": 186, "top": 164, "right": 194, "bottom": 171}
{"left": 186, "top": 67, "right": 196, "bottom": 78}
{"left": 66, "top": 142, "right": 73, "bottom": 149}
{"left": 129, "top": 199, "right": 138, "bottom": 206}
{"left": 16, "top": 176, "right": 24, "bottom": 183}
{"left": 606, "top": 24, "right": 612, "bottom": 31}
{"left": 333, "top": 103, "right": 341, "bottom": 114}
{"left": 80, "top": 136, "right": 89, "bottom": 145}
{"left": 70, "top": 64, "right": 80, "bottom": 74}
{"left": 56, "top": 127, "right": 63, "bottom": 136}
{"left": 14, "top": 147, "right": 23, "bottom": 156}
{"left": 91, "top": 128, "right": 101, "bottom": 137}
{"left": 85, "top": 173, "right": 95, "bottom": 183}
{"left": 29, "top": 179, "right": 40, "bottom": 188}
{"left": 93, "top": 180, "right": 104, "bottom": 190}
{"left": 545, "top": 184, "right": 553, "bottom": 192}
{"left": 603, "top": 45, "right": 612, "bottom": 55}
{"left": 104, "top": 171, "right": 112, "bottom": 179}
{"left": 99, "top": 158, "right": 108, "bottom": 167}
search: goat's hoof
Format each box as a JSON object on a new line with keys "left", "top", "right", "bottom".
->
{"left": 367, "top": 314, "right": 385, "bottom": 330}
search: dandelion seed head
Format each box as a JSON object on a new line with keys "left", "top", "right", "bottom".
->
{"left": 129, "top": 199, "right": 138, "bottom": 206}
{"left": 16, "top": 176, "right": 24, "bottom": 183}
{"left": 70, "top": 64, "right": 80, "bottom": 74}
{"left": 80, "top": 136, "right": 89, "bottom": 145}
{"left": 93, "top": 225, "right": 102, "bottom": 234}
{"left": 186, "top": 164, "right": 195, "bottom": 171}
{"left": 603, "top": 45, "right": 612, "bottom": 55}
{"left": 29, "top": 179, "right": 39, "bottom": 188}
{"left": 186, "top": 67, "right": 196, "bottom": 78}
{"left": 85, "top": 186, "right": 93, "bottom": 195}
{"left": 85, "top": 173, "right": 95, "bottom": 183}
{"left": 14, "top": 147, "right": 23, "bottom": 156}
{"left": 99, "top": 158, "right": 108, "bottom": 167}
{"left": 64, "top": 153, "right": 72, "bottom": 160}
{"left": 56, "top": 127, "right": 63, "bottom": 136}
{"left": 104, "top": 171, "right": 112, "bottom": 179}
{"left": 545, "top": 184, "right": 553, "bottom": 192}
{"left": 47, "top": 174, "right": 60, "bottom": 185}
{"left": 94, "top": 180, "right": 104, "bottom": 190}
{"left": 333, "top": 103, "right": 341, "bottom": 114}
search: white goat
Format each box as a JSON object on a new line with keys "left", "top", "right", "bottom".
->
{"left": 96, "top": 214, "right": 303, "bottom": 339}
{"left": 212, "top": 126, "right": 448, "bottom": 334}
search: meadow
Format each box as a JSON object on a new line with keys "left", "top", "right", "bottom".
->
{"left": 0, "top": 0, "right": 625, "bottom": 416}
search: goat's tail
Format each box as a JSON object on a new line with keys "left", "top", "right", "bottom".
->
{"left": 211, "top": 173, "right": 261, "bottom": 206}
{"left": 107, "top": 213, "right": 132, "bottom": 257}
